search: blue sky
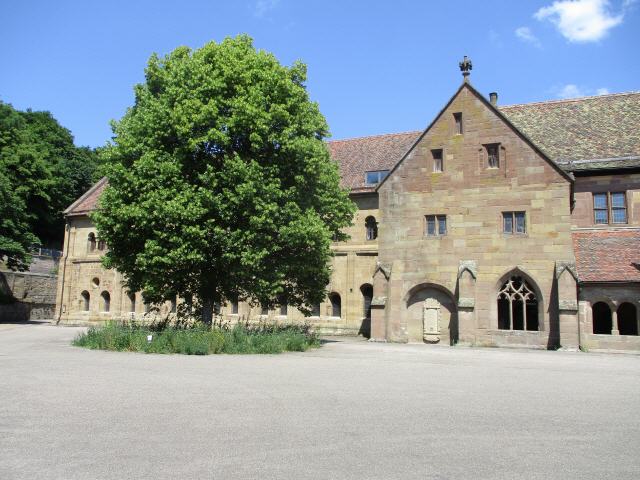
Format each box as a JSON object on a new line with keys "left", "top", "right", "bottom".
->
{"left": 1, "top": 0, "right": 638, "bottom": 147}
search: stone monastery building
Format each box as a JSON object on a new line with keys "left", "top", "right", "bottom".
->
{"left": 56, "top": 61, "right": 640, "bottom": 351}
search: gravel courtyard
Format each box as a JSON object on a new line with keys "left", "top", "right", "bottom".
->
{"left": 1, "top": 322, "right": 639, "bottom": 480}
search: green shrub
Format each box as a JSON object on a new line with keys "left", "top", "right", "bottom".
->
{"left": 72, "top": 320, "right": 319, "bottom": 355}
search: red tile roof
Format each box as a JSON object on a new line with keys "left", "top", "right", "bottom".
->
{"left": 64, "top": 177, "right": 108, "bottom": 217}
{"left": 66, "top": 91, "right": 640, "bottom": 214}
{"left": 327, "top": 131, "right": 420, "bottom": 193}
{"left": 573, "top": 230, "right": 640, "bottom": 282}
{"left": 499, "top": 92, "right": 640, "bottom": 163}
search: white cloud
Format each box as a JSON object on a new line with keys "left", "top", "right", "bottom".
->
{"left": 556, "top": 84, "right": 611, "bottom": 98}
{"left": 253, "top": 0, "right": 280, "bottom": 17}
{"left": 515, "top": 26, "right": 542, "bottom": 47}
{"left": 534, "top": 0, "right": 630, "bottom": 42}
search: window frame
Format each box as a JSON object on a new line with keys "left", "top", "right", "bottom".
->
{"left": 502, "top": 211, "right": 526, "bottom": 235}
{"left": 364, "top": 170, "right": 390, "bottom": 186}
{"left": 365, "top": 216, "right": 378, "bottom": 241}
{"left": 453, "top": 112, "right": 463, "bottom": 135}
{"left": 425, "top": 215, "right": 447, "bottom": 237}
{"left": 593, "top": 191, "right": 627, "bottom": 225}
{"left": 432, "top": 149, "right": 443, "bottom": 173}
{"left": 485, "top": 143, "right": 500, "bottom": 169}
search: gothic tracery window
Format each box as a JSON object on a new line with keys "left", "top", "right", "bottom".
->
{"left": 497, "top": 276, "right": 538, "bottom": 331}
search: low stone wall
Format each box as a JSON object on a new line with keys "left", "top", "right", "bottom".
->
{"left": 0, "top": 270, "right": 57, "bottom": 322}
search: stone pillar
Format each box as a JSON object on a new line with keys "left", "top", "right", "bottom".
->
{"left": 612, "top": 310, "right": 619, "bottom": 335}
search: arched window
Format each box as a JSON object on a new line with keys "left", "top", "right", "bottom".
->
{"left": 280, "top": 303, "right": 288, "bottom": 316}
{"left": 97, "top": 239, "right": 106, "bottom": 251}
{"left": 100, "top": 291, "right": 110, "bottom": 312}
{"left": 261, "top": 305, "right": 268, "bottom": 316}
{"left": 87, "top": 233, "right": 96, "bottom": 253}
{"left": 128, "top": 292, "right": 136, "bottom": 313}
{"left": 617, "top": 303, "right": 638, "bottom": 336}
{"left": 230, "top": 297, "right": 239, "bottom": 315}
{"left": 81, "top": 291, "right": 90, "bottom": 311}
{"left": 361, "top": 284, "right": 373, "bottom": 319}
{"left": 497, "top": 276, "right": 538, "bottom": 331}
{"left": 170, "top": 297, "right": 177, "bottom": 314}
{"left": 365, "top": 216, "right": 378, "bottom": 240}
{"left": 311, "top": 303, "right": 321, "bottom": 317}
{"left": 329, "top": 293, "right": 341, "bottom": 318}
{"left": 592, "top": 302, "right": 612, "bottom": 334}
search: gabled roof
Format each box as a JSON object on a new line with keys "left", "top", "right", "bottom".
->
{"left": 500, "top": 92, "right": 640, "bottom": 164}
{"left": 64, "top": 177, "right": 108, "bottom": 217}
{"left": 327, "top": 131, "right": 420, "bottom": 193}
{"left": 327, "top": 90, "right": 640, "bottom": 192}
{"left": 573, "top": 230, "right": 640, "bottom": 283}
{"left": 373, "top": 81, "right": 573, "bottom": 192}
{"left": 66, "top": 89, "right": 640, "bottom": 213}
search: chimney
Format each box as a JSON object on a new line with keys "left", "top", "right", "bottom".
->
{"left": 489, "top": 92, "right": 498, "bottom": 106}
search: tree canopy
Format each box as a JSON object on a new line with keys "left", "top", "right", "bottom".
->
{"left": 0, "top": 101, "right": 100, "bottom": 268}
{"left": 94, "top": 35, "right": 355, "bottom": 323}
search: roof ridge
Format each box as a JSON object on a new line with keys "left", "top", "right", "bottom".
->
{"left": 499, "top": 91, "right": 640, "bottom": 109}
{"left": 327, "top": 130, "right": 422, "bottom": 143}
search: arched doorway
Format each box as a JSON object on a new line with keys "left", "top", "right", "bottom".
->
{"left": 617, "top": 303, "right": 638, "bottom": 336}
{"left": 359, "top": 284, "right": 373, "bottom": 338}
{"left": 405, "top": 284, "right": 457, "bottom": 344}
{"left": 592, "top": 302, "right": 612, "bottom": 334}
{"left": 329, "top": 292, "right": 341, "bottom": 318}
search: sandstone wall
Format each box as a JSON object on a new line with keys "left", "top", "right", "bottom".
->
{"left": 375, "top": 84, "right": 577, "bottom": 348}
{"left": 56, "top": 195, "right": 379, "bottom": 335}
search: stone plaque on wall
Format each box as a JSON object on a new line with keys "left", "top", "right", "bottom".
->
{"left": 422, "top": 298, "right": 440, "bottom": 340}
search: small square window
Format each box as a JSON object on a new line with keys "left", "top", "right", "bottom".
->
{"left": 432, "top": 149, "right": 443, "bottom": 172}
{"left": 503, "top": 211, "right": 526, "bottom": 234}
{"left": 426, "top": 215, "right": 446, "bottom": 236}
{"left": 486, "top": 144, "right": 500, "bottom": 168}
{"left": 453, "top": 112, "right": 463, "bottom": 135}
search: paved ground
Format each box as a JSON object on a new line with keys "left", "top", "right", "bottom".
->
{"left": 1, "top": 323, "right": 639, "bottom": 480}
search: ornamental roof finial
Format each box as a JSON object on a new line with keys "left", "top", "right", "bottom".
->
{"left": 459, "top": 55, "right": 472, "bottom": 82}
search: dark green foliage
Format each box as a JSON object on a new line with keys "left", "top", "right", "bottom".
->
{"left": 72, "top": 321, "right": 320, "bottom": 355}
{"left": 94, "top": 35, "right": 356, "bottom": 322}
{"left": 0, "top": 101, "right": 100, "bottom": 259}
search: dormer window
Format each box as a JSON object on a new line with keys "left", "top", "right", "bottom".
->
{"left": 453, "top": 112, "right": 463, "bottom": 135}
{"left": 486, "top": 143, "right": 500, "bottom": 168}
{"left": 365, "top": 170, "right": 389, "bottom": 185}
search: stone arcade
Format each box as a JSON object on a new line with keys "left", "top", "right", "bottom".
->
{"left": 55, "top": 59, "right": 640, "bottom": 351}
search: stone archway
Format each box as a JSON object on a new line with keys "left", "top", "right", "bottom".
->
{"left": 405, "top": 284, "right": 457, "bottom": 345}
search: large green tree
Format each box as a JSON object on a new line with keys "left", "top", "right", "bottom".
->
{"left": 0, "top": 101, "right": 100, "bottom": 255}
{"left": 94, "top": 35, "right": 355, "bottom": 323}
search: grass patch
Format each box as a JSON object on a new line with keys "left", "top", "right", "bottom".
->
{"left": 72, "top": 320, "right": 320, "bottom": 355}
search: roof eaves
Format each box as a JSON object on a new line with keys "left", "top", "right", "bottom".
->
{"left": 63, "top": 176, "right": 108, "bottom": 216}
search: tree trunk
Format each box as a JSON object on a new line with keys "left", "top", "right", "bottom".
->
{"left": 201, "top": 297, "right": 214, "bottom": 326}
